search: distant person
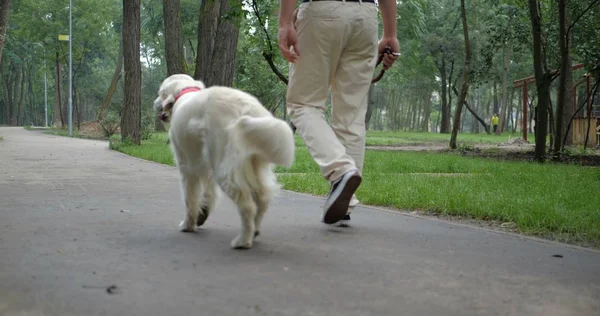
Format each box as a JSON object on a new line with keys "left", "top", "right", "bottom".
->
{"left": 491, "top": 113, "right": 499, "bottom": 134}
{"left": 277, "top": 0, "right": 399, "bottom": 226}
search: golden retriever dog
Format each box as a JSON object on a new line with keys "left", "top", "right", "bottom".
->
{"left": 153, "top": 74, "right": 295, "bottom": 249}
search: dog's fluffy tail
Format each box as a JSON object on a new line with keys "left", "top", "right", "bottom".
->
{"left": 230, "top": 115, "right": 295, "bottom": 168}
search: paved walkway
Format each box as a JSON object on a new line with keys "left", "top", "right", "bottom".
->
{"left": 1, "top": 127, "right": 599, "bottom": 316}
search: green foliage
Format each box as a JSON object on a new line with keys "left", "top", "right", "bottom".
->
{"left": 2, "top": 0, "right": 599, "bottom": 142}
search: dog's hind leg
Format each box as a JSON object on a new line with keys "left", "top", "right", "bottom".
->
{"left": 227, "top": 190, "right": 257, "bottom": 249}
{"left": 178, "top": 172, "right": 202, "bottom": 232}
{"left": 197, "top": 178, "right": 217, "bottom": 226}
{"left": 252, "top": 193, "right": 269, "bottom": 239}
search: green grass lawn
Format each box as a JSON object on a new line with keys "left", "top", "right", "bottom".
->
{"left": 109, "top": 131, "right": 600, "bottom": 248}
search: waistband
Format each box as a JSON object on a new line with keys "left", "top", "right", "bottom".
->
{"left": 302, "top": 0, "right": 376, "bottom": 3}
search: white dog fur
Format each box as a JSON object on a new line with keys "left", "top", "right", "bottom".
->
{"left": 153, "top": 74, "right": 295, "bottom": 249}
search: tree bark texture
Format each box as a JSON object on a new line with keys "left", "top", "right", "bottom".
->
{"left": 121, "top": 0, "right": 142, "bottom": 144}
{"left": 555, "top": 0, "right": 573, "bottom": 152}
{"left": 492, "top": 80, "right": 499, "bottom": 117}
{"left": 163, "top": 0, "right": 185, "bottom": 76}
{"left": 528, "top": 0, "right": 551, "bottom": 162}
{"left": 0, "top": 0, "right": 10, "bottom": 66}
{"left": 16, "top": 64, "right": 24, "bottom": 125}
{"left": 53, "top": 51, "right": 64, "bottom": 127}
{"left": 194, "top": 0, "right": 241, "bottom": 88}
{"left": 439, "top": 59, "right": 451, "bottom": 133}
{"left": 499, "top": 43, "right": 511, "bottom": 133}
{"left": 449, "top": 0, "right": 472, "bottom": 149}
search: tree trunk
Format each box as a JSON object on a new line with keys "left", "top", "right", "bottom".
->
{"left": 163, "top": 0, "right": 185, "bottom": 75}
{"left": 26, "top": 63, "right": 35, "bottom": 125}
{"left": 97, "top": 37, "right": 123, "bottom": 121}
{"left": 449, "top": 0, "right": 471, "bottom": 149}
{"left": 159, "top": 0, "right": 186, "bottom": 133}
{"left": 0, "top": 0, "right": 10, "bottom": 66}
{"left": 473, "top": 87, "right": 480, "bottom": 133}
{"left": 492, "top": 80, "right": 499, "bottom": 118}
{"left": 121, "top": 0, "right": 142, "bottom": 144}
{"left": 504, "top": 89, "right": 514, "bottom": 131}
{"left": 512, "top": 101, "right": 523, "bottom": 133}
{"left": 528, "top": 0, "right": 551, "bottom": 162}
{"left": 439, "top": 59, "right": 451, "bottom": 133}
{"left": 199, "top": 0, "right": 241, "bottom": 87}
{"left": 194, "top": 0, "right": 220, "bottom": 83}
{"left": 554, "top": 0, "right": 573, "bottom": 152}
{"left": 365, "top": 83, "right": 375, "bottom": 130}
{"left": 549, "top": 96, "right": 555, "bottom": 149}
{"left": 2, "top": 64, "right": 13, "bottom": 124}
{"left": 16, "top": 64, "right": 25, "bottom": 125}
{"left": 499, "top": 43, "right": 511, "bottom": 133}
{"left": 422, "top": 90, "right": 431, "bottom": 132}
{"left": 9, "top": 63, "right": 20, "bottom": 125}
{"left": 54, "top": 51, "right": 64, "bottom": 127}
{"left": 73, "top": 83, "right": 81, "bottom": 130}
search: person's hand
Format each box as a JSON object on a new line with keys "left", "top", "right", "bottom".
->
{"left": 377, "top": 37, "right": 400, "bottom": 70}
{"left": 278, "top": 23, "right": 299, "bottom": 63}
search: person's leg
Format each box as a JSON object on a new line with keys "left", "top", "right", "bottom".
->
{"left": 287, "top": 1, "right": 365, "bottom": 224}
{"left": 287, "top": 1, "right": 356, "bottom": 184}
{"left": 330, "top": 1, "right": 379, "bottom": 224}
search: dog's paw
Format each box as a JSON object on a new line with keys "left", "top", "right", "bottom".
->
{"left": 231, "top": 235, "right": 253, "bottom": 250}
{"left": 254, "top": 231, "right": 260, "bottom": 238}
{"left": 196, "top": 207, "right": 209, "bottom": 226}
{"left": 179, "top": 220, "right": 197, "bottom": 233}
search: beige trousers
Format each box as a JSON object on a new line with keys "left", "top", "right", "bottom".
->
{"left": 286, "top": 0, "right": 379, "bottom": 194}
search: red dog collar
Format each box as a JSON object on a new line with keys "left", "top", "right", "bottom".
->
{"left": 174, "top": 87, "right": 202, "bottom": 102}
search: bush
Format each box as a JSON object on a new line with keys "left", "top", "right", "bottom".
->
{"left": 141, "top": 108, "right": 158, "bottom": 141}
{"left": 99, "top": 110, "right": 120, "bottom": 138}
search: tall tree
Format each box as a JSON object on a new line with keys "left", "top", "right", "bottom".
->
{"left": 554, "top": 0, "right": 573, "bottom": 153}
{"left": 499, "top": 43, "right": 511, "bottom": 134}
{"left": 449, "top": 0, "right": 472, "bottom": 149}
{"left": 121, "top": 0, "right": 142, "bottom": 144}
{"left": 194, "top": 0, "right": 242, "bottom": 87}
{"left": 0, "top": 0, "right": 10, "bottom": 66}
{"left": 158, "top": 0, "right": 185, "bottom": 132}
{"left": 528, "top": 0, "right": 552, "bottom": 162}
{"left": 163, "top": 0, "right": 185, "bottom": 75}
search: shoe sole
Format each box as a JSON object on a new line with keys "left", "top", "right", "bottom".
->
{"left": 322, "top": 174, "right": 361, "bottom": 224}
{"left": 337, "top": 221, "right": 350, "bottom": 228}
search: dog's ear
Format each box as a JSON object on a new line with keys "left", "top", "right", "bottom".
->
{"left": 162, "top": 94, "right": 175, "bottom": 111}
{"left": 153, "top": 97, "right": 163, "bottom": 112}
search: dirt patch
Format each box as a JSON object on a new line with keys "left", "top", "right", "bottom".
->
{"left": 454, "top": 147, "right": 600, "bottom": 166}
{"left": 367, "top": 138, "right": 600, "bottom": 167}
{"left": 78, "top": 121, "right": 114, "bottom": 139}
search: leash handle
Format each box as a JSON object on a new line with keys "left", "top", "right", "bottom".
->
{"left": 376, "top": 46, "right": 394, "bottom": 67}
{"left": 372, "top": 46, "right": 394, "bottom": 83}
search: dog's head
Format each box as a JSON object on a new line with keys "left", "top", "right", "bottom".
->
{"left": 154, "top": 74, "right": 206, "bottom": 123}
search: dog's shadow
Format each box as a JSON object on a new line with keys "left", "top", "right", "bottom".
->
{"left": 125, "top": 221, "right": 362, "bottom": 265}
